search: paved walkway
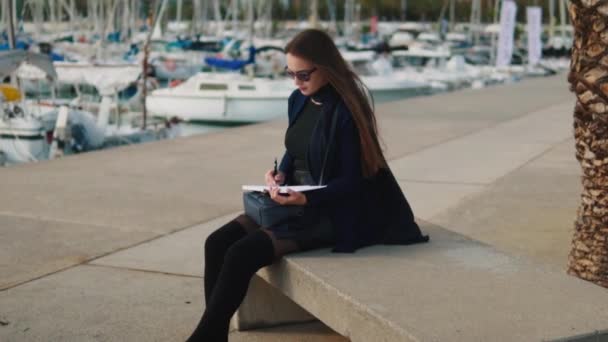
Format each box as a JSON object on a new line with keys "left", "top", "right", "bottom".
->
{"left": 0, "top": 74, "right": 587, "bottom": 341}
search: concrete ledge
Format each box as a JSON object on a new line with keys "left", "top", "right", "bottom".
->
{"left": 238, "top": 223, "right": 608, "bottom": 342}
{"left": 232, "top": 276, "right": 316, "bottom": 330}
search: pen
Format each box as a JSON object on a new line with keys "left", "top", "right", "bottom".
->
{"left": 273, "top": 158, "right": 278, "bottom": 176}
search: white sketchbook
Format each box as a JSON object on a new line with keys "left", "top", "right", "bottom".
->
{"left": 242, "top": 185, "right": 326, "bottom": 194}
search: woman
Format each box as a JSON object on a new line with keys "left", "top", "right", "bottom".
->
{"left": 186, "top": 29, "right": 428, "bottom": 342}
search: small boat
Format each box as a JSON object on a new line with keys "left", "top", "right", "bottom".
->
{"left": 0, "top": 50, "right": 172, "bottom": 166}
{"left": 342, "top": 50, "right": 434, "bottom": 101}
{"left": 151, "top": 52, "right": 207, "bottom": 81}
{"left": 0, "top": 100, "right": 49, "bottom": 164}
{"left": 146, "top": 72, "right": 293, "bottom": 125}
{"left": 0, "top": 85, "right": 105, "bottom": 165}
{"left": 392, "top": 46, "right": 483, "bottom": 90}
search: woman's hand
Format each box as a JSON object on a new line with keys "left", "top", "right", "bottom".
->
{"left": 269, "top": 187, "right": 307, "bottom": 206}
{"left": 265, "top": 169, "right": 285, "bottom": 186}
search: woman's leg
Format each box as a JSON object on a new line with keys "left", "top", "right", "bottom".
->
{"left": 187, "top": 229, "right": 300, "bottom": 342}
{"left": 203, "top": 215, "right": 260, "bottom": 303}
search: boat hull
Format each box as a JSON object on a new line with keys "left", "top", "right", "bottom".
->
{"left": 147, "top": 94, "right": 288, "bottom": 124}
{"left": 0, "top": 122, "right": 48, "bottom": 164}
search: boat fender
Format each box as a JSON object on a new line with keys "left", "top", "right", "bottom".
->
{"left": 45, "top": 130, "right": 54, "bottom": 144}
{"left": 169, "top": 79, "right": 183, "bottom": 88}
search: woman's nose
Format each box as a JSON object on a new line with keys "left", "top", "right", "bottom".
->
{"left": 294, "top": 78, "right": 303, "bottom": 86}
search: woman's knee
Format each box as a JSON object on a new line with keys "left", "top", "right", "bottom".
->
{"left": 204, "top": 230, "right": 225, "bottom": 259}
{"left": 223, "top": 231, "right": 275, "bottom": 268}
{"left": 223, "top": 239, "right": 256, "bottom": 265}
{"left": 204, "top": 224, "right": 239, "bottom": 258}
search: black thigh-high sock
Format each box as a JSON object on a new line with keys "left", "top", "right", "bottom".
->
{"left": 187, "top": 230, "right": 275, "bottom": 342}
{"left": 203, "top": 220, "right": 248, "bottom": 304}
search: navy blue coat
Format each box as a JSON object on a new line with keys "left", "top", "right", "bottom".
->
{"left": 279, "top": 85, "right": 429, "bottom": 252}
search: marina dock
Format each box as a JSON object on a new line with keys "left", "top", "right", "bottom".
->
{"left": 1, "top": 74, "right": 603, "bottom": 341}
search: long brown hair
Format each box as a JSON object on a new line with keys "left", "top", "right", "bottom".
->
{"left": 285, "top": 29, "right": 386, "bottom": 177}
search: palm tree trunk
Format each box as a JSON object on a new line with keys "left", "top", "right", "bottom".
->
{"left": 567, "top": 0, "right": 608, "bottom": 288}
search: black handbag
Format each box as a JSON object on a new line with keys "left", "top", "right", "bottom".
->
{"left": 243, "top": 106, "right": 339, "bottom": 227}
{"left": 243, "top": 190, "right": 310, "bottom": 227}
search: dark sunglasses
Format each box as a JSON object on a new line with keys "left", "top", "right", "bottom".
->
{"left": 284, "top": 67, "right": 317, "bottom": 82}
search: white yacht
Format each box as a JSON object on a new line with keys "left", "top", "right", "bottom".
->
{"left": 341, "top": 50, "right": 433, "bottom": 102}
{"left": 146, "top": 72, "right": 294, "bottom": 125}
{"left": 392, "top": 46, "right": 491, "bottom": 90}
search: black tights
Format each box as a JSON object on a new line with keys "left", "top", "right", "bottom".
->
{"left": 186, "top": 215, "right": 300, "bottom": 342}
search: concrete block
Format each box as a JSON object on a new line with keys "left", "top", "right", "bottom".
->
{"left": 252, "top": 224, "right": 608, "bottom": 342}
{"left": 232, "top": 276, "right": 316, "bottom": 331}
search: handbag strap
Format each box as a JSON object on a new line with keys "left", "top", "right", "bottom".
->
{"left": 318, "top": 105, "right": 340, "bottom": 185}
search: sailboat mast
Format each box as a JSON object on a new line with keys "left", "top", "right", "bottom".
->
{"left": 143, "top": 0, "right": 169, "bottom": 128}
{"left": 232, "top": 0, "right": 238, "bottom": 35}
{"left": 213, "top": 0, "right": 223, "bottom": 37}
{"left": 266, "top": 0, "right": 273, "bottom": 38}
{"left": 192, "top": 0, "right": 200, "bottom": 35}
{"left": 69, "top": 0, "right": 76, "bottom": 34}
{"left": 470, "top": 0, "right": 481, "bottom": 45}
{"left": 0, "top": 2, "right": 4, "bottom": 34}
{"left": 200, "top": 0, "right": 209, "bottom": 35}
{"left": 548, "top": 0, "right": 555, "bottom": 41}
{"left": 558, "top": 0, "right": 567, "bottom": 42}
{"left": 449, "top": 0, "right": 455, "bottom": 31}
{"left": 49, "top": 0, "right": 55, "bottom": 25}
{"left": 326, "top": 0, "right": 337, "bottom": 33}
{"left": 121, "top": 0, "right": 130, "bottom": 41}
{"left": 95, "top": 0, "right": 103, "bottom": 44}
{"left": 354, "top": 1, "right": 361, "bottom": 42}
{"left": 247, "top": 0, "right": 254, "bottom": 45}
{"left": 344, "top": 0, "right": 353, "bottom": 39}
{"left": 177, "top": 0, "right": 183, "bottom": 23}
{"left": 490, "top": 0, "right": 500, "bottom": 65}
{"left": 310, "top": 0, "right": 319, "bottom": 29}
{"left": 7, "top": 0, "right": 16, "bottom": 50}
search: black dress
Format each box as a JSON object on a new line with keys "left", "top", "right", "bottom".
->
{"left": 266, "top": 100, "right": 335, "bottom": 251}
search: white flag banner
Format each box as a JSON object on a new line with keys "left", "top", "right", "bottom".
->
{"left": 527, "top": 7, "right": 543, "bottom": 66}
{"left": 496, "top": 0, "right": 518, "bottom": 67}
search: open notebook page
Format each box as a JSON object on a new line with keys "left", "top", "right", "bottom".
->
{"left": 242, "top": 185, "right": 326, "bottom": 194}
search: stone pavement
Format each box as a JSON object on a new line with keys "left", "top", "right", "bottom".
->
{"left": 1, "top": 73, "right": 596, "bottom": 341}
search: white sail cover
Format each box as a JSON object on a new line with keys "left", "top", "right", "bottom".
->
{"left": 53, "top": 63, "right": 142, "bottom": 96}
{"left": 0, "top": 50, "right": 57, "bottom": 80}
{"left": 16, "top": 62, "right": 142, "bottom": 96}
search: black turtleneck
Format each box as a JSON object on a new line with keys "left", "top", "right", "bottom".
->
{"left": 310, "top": 83, "right": 335, "bottom": 104}
{"left": 285, "top": 99, "right": 323, "bottom": 172}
